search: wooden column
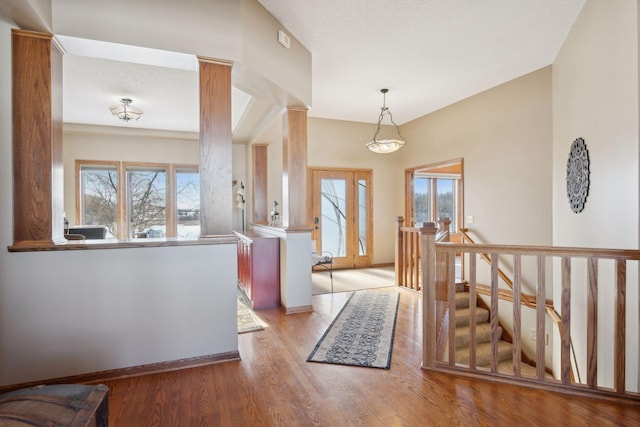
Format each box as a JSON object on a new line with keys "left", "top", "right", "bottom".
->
{"left": 421, "top": 222, "right": 438, "bottom": 368}
{"left": 282, "top": 108, "right": 308, "bottom": 230}
{"left": 12, "top": 30, "right": 64, "bottom": 246}
{"left": 198, "top": 58, "right": 233, "bottom": 236}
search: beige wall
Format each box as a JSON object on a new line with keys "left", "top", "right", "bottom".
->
{"left": 552, "top": 0, "right": 639, "bottom": 391}
{"left": 399, "top": 67, "right": 553, "bottom": 247}
{"left": 398, "top": 66, "right": 554, "bottom": 361}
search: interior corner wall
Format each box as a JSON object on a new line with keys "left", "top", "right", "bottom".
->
{"left": 240, "top": 0, "right": 312, "bottom": 107}
{"left": 399, "top": 67, "right": 553, "bottom": 249}
{"left": 552, "top": 0, "right": 639, "bottom": 391}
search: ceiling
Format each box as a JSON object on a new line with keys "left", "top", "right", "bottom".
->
{"left": 258, "top": 0, "right": 586, "bottom": 125}
{"left": 58, "top": 0, "right": 586, "bottom": 135}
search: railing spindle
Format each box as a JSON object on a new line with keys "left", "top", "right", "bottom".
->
{"left": 615, "top": 259, "right": 626, "bottom": 393}
{"left": 536, "top": 255, "right": 546, "bottom": 381}
{"left": 448, "top": 249, "right": 456, "bottom": 367}
{"left": 469, "top": 254, "right": 477, "bottom": 370}
{"left": 587, "top": 256, "right": 598, "bottom": 389}
{"left": 512, "top": 254, "right": 522, "bottom": 376}
{"left": 490, "top": 253, "right": 499, "bottom": 373}
{"left": 561, "top": 256, "right": 571, "bottom": 385}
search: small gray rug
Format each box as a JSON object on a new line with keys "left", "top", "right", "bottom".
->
{"left": 307, "top": 290, "right": 400, "bottom": 369}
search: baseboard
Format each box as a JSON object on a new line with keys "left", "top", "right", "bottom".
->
{"left": 0, "top": 351, "right": 240, "bottom": 395}
{"left": 285, "top": 304, "right": 314, "bottom": 314}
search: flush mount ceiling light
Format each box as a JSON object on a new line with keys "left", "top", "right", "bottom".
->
{"left": 110, "top": 98, "right": 143, "bottom": 122}
{"left": 365, "top": 88, "right": 405, "bottom": 154}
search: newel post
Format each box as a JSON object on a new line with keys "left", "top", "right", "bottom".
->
{"left": 421, "top": 221, "right": 438, "bottom": 369}
{"left": 395, "top": 216, "right": 405, "bottom": 286}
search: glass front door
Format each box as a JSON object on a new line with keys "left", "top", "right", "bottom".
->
{"left": 310, "top": 169, "right": 372, "bottom": 269}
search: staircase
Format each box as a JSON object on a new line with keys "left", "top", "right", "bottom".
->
{"left": 447, "top": 282, "right": 543, "bottom": 378}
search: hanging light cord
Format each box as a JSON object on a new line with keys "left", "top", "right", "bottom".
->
{"left": 372, "top": 89, "right": 405, "bottom": 142}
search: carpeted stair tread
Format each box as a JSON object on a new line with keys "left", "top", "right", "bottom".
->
{"left": 456, "top": 340, "right": 513, "bottom": 366}
{"left": 455, "top": 292, "right": 471, "bottom": 309}
{"left": 454, "top": 323, "right": 502, "bottom": 348}
{"left": 454, "top": 307, "right": 489, "bottom": 326}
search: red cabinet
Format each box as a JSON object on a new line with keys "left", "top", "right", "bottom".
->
{"left": 236, "top": 231, "right": 280, "bottom": 309}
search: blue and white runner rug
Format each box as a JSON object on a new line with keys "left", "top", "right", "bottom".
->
{"left": 307, "top": 290, "right": 400, "bottom": 369}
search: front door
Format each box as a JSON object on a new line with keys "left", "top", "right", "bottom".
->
{"left": 309, "top": 168, "right": 372, "bottom": 269}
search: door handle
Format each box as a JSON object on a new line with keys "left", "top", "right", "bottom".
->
{"left": 314, "top": 217, "right": 319, "bottom": 230}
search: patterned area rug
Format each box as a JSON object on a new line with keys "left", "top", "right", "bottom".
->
{"left": 238, "top": 290, "right": 264, "bottom": 334}
{"left": 307, "top": 290, "right": 400, "bottom": 369}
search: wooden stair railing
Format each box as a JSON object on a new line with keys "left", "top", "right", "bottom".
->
{"left": 459, "top": 228, "right": 582, "bottom": 382}
{"left": 460, "top": 228, "right": 561, "bottom": 321}
{"left": 419, "top": 222, "right": 640, "bottom": 403}
{"left": 395, "top": 216, "right": 451, "bottom": 292}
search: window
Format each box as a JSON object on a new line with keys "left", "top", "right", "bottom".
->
{"left": 406, "top": 159, "right": 463, "bottom": 234}
{"left": 126, "top": 166, "right": 167, "bottom": 239}
{"left": 78, "top": 162, "right": 120, "bottom": 238}
{"left": 175, "top": 168, "right": 200, "bottom": 238}
{"left": 76, "top": 160, "right": 199, "bottom": 239}
{"left": 413, "top": 175, "right": 459, "bottom": 231}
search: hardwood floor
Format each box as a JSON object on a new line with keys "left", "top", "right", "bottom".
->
{"left": 105, "top": 289, "right": 640, "bottom": 426}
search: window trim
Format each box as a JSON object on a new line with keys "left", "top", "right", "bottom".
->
{"left": 404, "top": 158, "right": 464, "bottom": 235}
{"left": 75, "top": 160, "right": 121, "bottom": 238}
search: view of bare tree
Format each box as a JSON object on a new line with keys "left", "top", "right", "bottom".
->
{"left": 81, "top": 166, "right": 201, "bottom": 238}
{"left": 82, "top": 169, "right": 118, "bottom": 235}
{"left": 128, "top": 170, "right": 166, "bottom": 236}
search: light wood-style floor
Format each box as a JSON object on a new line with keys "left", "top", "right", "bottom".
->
{"left": 105, "top": 288, "right": 640, "bottom": 426}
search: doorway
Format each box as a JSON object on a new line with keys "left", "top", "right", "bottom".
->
{"left": 309, "top": 168, "right": 372, "bottom": 269}
{"left": 405, "top": 159, "right": 463, "bottom": 240}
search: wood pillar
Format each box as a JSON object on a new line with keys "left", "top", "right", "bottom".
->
{"left": 198, "top": 58, "right": 233, "bottom": 236}
{"left": 282, "top": 108, "right": 308, "bottom": 230}
{"left": 421, "top": 221, "right": 438, "bottom": 369}
{"left": 12, "top": 30, "right": 64, "bottom": 246}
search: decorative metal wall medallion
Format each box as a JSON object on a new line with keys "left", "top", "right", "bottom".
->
{"left": 566, "top": 137, "right": 590, "bottom": 213}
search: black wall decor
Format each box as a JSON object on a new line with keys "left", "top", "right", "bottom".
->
{"left": 566, "top": 137, "right": 590, "bottom": 213}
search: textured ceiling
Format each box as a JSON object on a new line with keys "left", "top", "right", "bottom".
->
{"left": 258, "top": 0, "right": 585, "bottom": 124}
{"left": 59, "top": 0, "right": 586, "bottom": 134}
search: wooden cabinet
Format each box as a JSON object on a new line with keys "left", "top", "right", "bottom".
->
{"left": 236, "top": 231, "right": 280, "bottom": 309}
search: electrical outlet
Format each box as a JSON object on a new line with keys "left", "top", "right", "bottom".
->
{"left": 530, "top": 329, "right": 549, "bottom": 345}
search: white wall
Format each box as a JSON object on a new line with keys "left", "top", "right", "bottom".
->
{"left": 0, "top": 11, "right": 238, "bottom": 387}
{"left": 552, "top": 0, "right": 639, "bottom": 391}
{"left": 0, "top": 244, "right": 237, "bottom": 385}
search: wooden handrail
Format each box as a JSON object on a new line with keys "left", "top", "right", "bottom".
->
{"left": 421, "top": 226, "right": 640, "bottom": 402}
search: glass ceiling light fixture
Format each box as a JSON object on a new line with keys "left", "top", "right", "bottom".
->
{"left": 110, "top": 98, "right": 143, "bottom": 122}
{"left": 365, "top": 88, "right": 405, "bottom": 154}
